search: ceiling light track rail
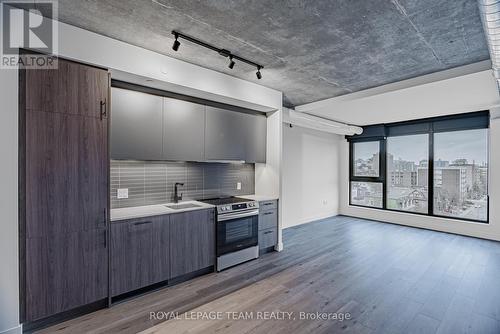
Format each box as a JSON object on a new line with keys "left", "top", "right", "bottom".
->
{"left": 172, "top": 30, "right": 264, "bottom": 79}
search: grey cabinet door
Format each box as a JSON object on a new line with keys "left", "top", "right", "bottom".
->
{"left": 259, "top": 228, "right": 277, "bottom": 249}
{"left": 246, "top": 113, "right": 267, "bottom": 163}
{"left": 205, "top": 106, "right": 246, "bottom": 161}
{"left": 163, "top": 98, "right": 205, "bottom": 161}
{"left": 110, "top": 88, "right": 163, "bottom": 160}
{"left": 170, "top": 209, "right": 215, "bottom": 278}
{"left": 110, "top": 216, "right": 170, "bottom": 296}
{"left": 205, "top": 106, "right": 266, "bottom": 163}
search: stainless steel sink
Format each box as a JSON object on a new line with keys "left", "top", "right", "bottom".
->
{"left": 165, "top": 203, "right": 202, "bottom": 210}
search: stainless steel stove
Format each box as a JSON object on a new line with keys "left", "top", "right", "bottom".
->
{"left": 200, "top": 197, "right": 259, "bottom": 271}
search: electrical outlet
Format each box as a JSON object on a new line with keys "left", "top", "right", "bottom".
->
{"left": 323, "top": 199, "right": 328, "bottom": 205}
{"left": 117, "top": 188, "right": 129, "bottom": 199}
{"left": 236, "top": 182, "right": 242, "bottom": 190}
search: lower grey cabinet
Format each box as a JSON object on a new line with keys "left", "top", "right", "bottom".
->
{"left": 170, "top": 209, "right": 215, "bottom": 278}
{"left": 258, "top": 200, "right": 278, "bottom": 250}
{"left": 259, "top": 228, "right": 277, "bottom": 249}
{"left": 259, "top": 210, "right": 278, "bottom": 230}
{"left": 110, "top": 216, "right": 170, "bottom": 296}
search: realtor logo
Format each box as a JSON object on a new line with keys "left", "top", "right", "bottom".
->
{"left": 1, "top": 0, "right": 58, "bottom": 69}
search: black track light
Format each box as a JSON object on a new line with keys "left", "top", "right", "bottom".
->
{"left": 170, "top": 31, "right": 263, "bottom": 75}
{"left": 172, "top": 33, "right": 180, "bottom": 51}
{"left": 228, "top": 56, "right": 235, "bottom": 69}
{"left": 256, "top": 66, "right": 262, "bottom": 80}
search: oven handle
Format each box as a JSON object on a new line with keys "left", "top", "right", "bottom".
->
{"left": 218, "top": 209, "right": 259, "bottom": 222}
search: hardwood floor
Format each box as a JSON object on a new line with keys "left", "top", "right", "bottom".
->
{"left": 37, "top": 216, "right": 500, "bottom": 334}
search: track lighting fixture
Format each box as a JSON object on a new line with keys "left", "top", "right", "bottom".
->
{"left": 172, "top": 33, "right": 180, "bottom": 51}
{"left": 256, "top": 66, "right": 262, "bottom": 80}
{"left": 228, "top": 56, "right": 235, "bottom": 69}
{"left": 171, "top": 30, "right": 264, "bottom": 78}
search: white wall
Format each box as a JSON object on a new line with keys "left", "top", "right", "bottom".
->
{"left": 281, "top": 124, "right": 341, "bottom": 229}
{"left": 0, "top": 11, "right": 282, "bottom": 333}
{"left": 255, "top": 109, "right": 283, "bottom": 248}
{"left": 297, "top": 65, "right": 500, "bottom": 241}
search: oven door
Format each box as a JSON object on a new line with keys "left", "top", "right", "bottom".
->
{"left": 217, "top": 210, "right": 258, "bottom": 256}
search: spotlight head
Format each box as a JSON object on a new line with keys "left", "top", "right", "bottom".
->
{"left": 256, "top": 66, "right": 262, "bottom": 80}
{"left": 228, "top": 56, "right": 235, "bottom": 69}
{"left": 172, "top": 33, "right": 180, "bottom": 51}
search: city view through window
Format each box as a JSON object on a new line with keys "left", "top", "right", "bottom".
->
{"left": 350, "top": 128, "right": 488, "bottom": 222}
{"left": 433, "top": 129, "right": 488, "bottom": 221}
{"left": 387, "top": 134, "right": 428, "bottom": 214}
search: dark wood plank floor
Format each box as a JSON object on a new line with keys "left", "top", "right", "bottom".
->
{"left": 38, "top": 216, "right": 500, "bottom": 334}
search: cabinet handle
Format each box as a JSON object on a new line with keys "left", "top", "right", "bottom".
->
{"left": 133, "top": 221, "right": 152, "bottom": 225}
{"left": 100, "top": 99, "right": 107, "bottom": 120}
{"left": 263, "top": 212, "right": 273, "bottom": 216}
{"left": 264, "top": 230, "right": 274, "bottom": 235}
{"left": 101, "top": 208, "right": 107, "bottom": 228}
{"left": 104, "top": 229, "right": 108, "bottom": 248}
{"left": 133, "top": 221, "right": 152, "bottom": 226}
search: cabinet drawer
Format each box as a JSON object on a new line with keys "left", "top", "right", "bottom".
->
{"left": 259, "top": 210, "right": 277, "bottom": 230}
{"left": 259, "top": 200, "right": 277, "bottom": 210}
{"left": 259, "top": 228, "right": 277, "bottom": 250}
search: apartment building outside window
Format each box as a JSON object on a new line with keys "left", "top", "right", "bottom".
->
{"left": 348, "top": 111, "right": 489, "bottom": 223}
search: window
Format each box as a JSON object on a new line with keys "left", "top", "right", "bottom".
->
{"left": 351, "top": 182, "right": 383, "bottom": 208}
{"left": 353, "top": 141, "right": 380, "bottom": 177}
{"left": 386, "top": 134, "right": 428, "bottom": 214}
{"left": 433, "top": 129, "right": 488, "bottom": 221}
{"left": 348, "top": 111, "right": 489, "bottom": 223}
{"left": 349, "top": 140, "right": 384, "bottom": 208}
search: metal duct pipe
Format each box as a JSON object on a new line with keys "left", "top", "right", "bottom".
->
{"left": 282, "top": 109, "right": 363, "bottom": 136}
{"left": 479, "top": 0, "right": 500, "bottom": 88}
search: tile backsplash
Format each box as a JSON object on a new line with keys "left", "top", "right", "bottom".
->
{"left": 111, "top": 160, "right": 255, "bottom": 208}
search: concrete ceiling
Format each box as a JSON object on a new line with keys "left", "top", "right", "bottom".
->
{"left": 37, "top": 0, "right": 489, "bottom": 107}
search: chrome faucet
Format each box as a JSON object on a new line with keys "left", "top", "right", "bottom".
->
{"left": 174, "top": 182, "right": 184, "bottom": 203}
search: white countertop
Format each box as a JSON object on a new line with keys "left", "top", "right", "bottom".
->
{"left": 237, "top": 194, "right": 279, "bottom": 202}
{"left": 111, "top": 200, "right": 215, "bottom": 222}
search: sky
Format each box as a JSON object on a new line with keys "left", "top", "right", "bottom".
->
{"left": 355, "top": 129, "right": 489, "bottom": 165}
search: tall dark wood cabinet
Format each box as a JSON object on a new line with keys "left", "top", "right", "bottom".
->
{"left": 19, "top": 57, "right": 110, "bottom": 323}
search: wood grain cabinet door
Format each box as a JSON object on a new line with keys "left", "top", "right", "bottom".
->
{"left": 25, "top": 230, "right": 108, "bottom": 321}
{"left": 20, "top": 58, "right": 110, "bottom": 322}
{"left": 110, "top": 216, "right": 170, "bottom": 297}
{"left": 169, "top": 209, "right": 215, "bottom": 278}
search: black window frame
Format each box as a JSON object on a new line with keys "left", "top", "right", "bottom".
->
{"left": 347, "top": 111, "right": 490, "bottom": 224}
{"left": 349, "top": 139, "right": 386, "bottom": 209}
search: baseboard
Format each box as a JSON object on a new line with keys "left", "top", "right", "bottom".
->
{"left": 0, "top": 325, "right": 22, "bottom": 334}
{"left": 283, "top": 211, "right": 339, "bottom": 229}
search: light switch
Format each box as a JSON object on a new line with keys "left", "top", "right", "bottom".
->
{"left": 236, "top": 182, "right": 242, "bottom": 190}
{"left": 117, "top": 188, "right": 129, "bottom": 199}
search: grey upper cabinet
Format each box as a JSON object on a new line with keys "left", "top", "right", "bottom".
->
{"left": 205, "top": 106, "right": 267, "bottom": 163}
{"left": 163, "top": 98, "right": 205, "bottom": 161}
{"left": 111, "top": 88, "right": 163, "bottom": 160}
{"left": 110, "top": 87, "right": 266, "bottom": 163}
{"left": 245, "top": 113, "right": 267, "bottom": 163}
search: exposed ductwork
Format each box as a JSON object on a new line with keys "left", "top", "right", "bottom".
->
{"left": 479, "top": 0, "right": 500, "bottom": 89}
{"left": 282, "top": 108, "right": 363, "bottom": 136}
